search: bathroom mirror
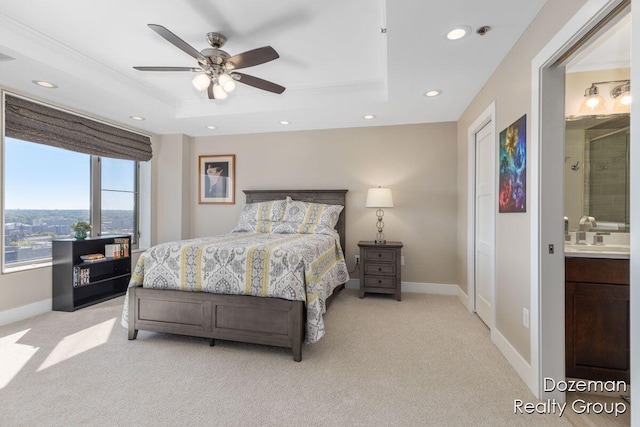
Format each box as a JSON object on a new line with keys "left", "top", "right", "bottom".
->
{"left": 564, "top": 114, "right": 630, "bottom": 232}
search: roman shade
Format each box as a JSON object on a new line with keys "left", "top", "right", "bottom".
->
{"left": 4, "top": 94, "right": 152, "bottom": 161}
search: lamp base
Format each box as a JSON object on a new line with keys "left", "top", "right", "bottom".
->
{"left": 374, "top": 239, "right": 387, "bottom": 245}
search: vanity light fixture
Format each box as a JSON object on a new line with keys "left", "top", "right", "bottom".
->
{"left": 363, "top": 114, "right": 376, "bottom": 120}
{"left": 366, "top": 187, "right": 394, "bottom": 244}
{"left": 579, "top": 80, "right": 631, "bottom": 113}
{"left": 611, "top": 81, "right": 631, "bottom": 112}
{"left": 130, "top": 116, "right": 145, "bottom": 121}
{"left": 32, "top": 80, "right": 58, "bottom": 89}
{"left": 424, "top": 89, "right": 442, "bottom": 97}
{"left": 579, "top": 84, "right": 607, "bottom": 113}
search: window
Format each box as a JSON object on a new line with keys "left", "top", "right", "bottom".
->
{"left": 3, "top": 138, "right": 139, "bottom": 269}
{"left": 100, "top": 158, "right": 138, "bottom": 238}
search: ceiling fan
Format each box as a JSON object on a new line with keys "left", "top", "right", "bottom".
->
{"left": 134, "top": 24, "right": 285, "bottom": 100}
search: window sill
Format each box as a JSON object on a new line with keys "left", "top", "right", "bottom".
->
{"left": 2, "top": 261, "right": 52, "bottom": 275}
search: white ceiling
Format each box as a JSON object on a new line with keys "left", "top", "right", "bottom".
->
{"left": 0, "top": 0, "right": 547, "bottom": 137}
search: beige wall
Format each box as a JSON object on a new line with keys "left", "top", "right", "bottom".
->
{"left": 456, "top": 0, "right": 588, "bottom": 363}
{"left": 0, "top": 119, "right": 456, "bottom": 318}
{"left": 189, "top": 123, "right": 458, "bottom": 285}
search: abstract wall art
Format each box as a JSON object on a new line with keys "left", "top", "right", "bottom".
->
{"left": 498, "top": 114, "right": 526, "bottom": 213}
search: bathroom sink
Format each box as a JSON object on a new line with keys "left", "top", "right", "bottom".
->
{"left": 566, "top": 244, "right": 629, "bottom": 253}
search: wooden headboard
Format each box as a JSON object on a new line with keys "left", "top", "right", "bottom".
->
{"left": 243, "top": 189, "right": 348, "bottom": 251}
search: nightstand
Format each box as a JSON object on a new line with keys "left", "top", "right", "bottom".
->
{"left": 358, "top": 241, "right": 403, "bottom": 301}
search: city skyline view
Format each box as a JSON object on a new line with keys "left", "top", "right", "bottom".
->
{"left": 4, "top": 137, "right": 137, "bottom": 265}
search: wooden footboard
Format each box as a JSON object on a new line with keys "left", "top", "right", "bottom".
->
{"left": 129, "top": 287, "right": 305, "bottom": 361}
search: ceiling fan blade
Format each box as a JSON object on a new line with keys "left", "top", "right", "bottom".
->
{"left": 233, "top": 72, "right": 285, "bottom": 94}
{"left": 148, "top": 24, "right": 205, "bottom": 61}
{"left": 226, "top": 46, "right": 279, "bottom": 70}
{"left": 133, "top": 66, "right": 203, "bottom": 72}
{"left": 207, "top": 81, "right": 215, "bottom": 100}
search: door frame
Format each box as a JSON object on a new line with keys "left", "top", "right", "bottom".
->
{"left": 466, "top": 101, "right": 497, "bottom": 334}
{"left": 531, "top": 0, "right": 632, "bottom": 403}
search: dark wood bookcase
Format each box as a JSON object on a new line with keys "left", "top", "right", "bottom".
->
{"left": 52, "top": 235, "right": 132, "bottom": 311}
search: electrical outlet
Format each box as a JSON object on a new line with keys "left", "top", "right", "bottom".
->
{"left": 354, "top": 255, "right": 360, "bottom": 264}
{"left": 401, "top": 256, "right": 405, "bottom": 266}
{"left": 523, "top": 308, "right": 529, "bottom": 329}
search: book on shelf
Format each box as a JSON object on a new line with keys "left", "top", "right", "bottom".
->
{"left": 112, "top": 237, "right": 130, "bottom": 258}
{"left": 73, "top": 266, "right": 91, "bottom": 287}
{"left": 80, "top": 253, "right": 105, "bottom": 262}
{"left": 104, "top": 244, "right": 121, "bottom": 258}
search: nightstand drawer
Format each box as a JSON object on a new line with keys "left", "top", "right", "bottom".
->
{"left": 364, "top": 276, "right": 396, "bottom": 289}
{"left": 364, "top": 249, "right": 396, "bottom": 262}
{"left": 365, "top": 263, "right": 396, "bottom": 276}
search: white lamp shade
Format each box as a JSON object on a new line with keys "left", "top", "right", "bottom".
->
{"left": 218, "top": 73, "right": 236, "bottom": 93}
{"left": 191, "top": 74, "right": 211, "bottom": 92}
{"left": 366, "top": 187, "right": 394, "bottom": 208}
{"left": 212, "top": 83, "right": 228, "bottom": 99}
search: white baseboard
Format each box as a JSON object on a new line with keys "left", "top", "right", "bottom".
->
{"left": 346, "top": 279, "right": 458, "bottom": 295}
{"left": 492, "top": 327, "right": 535, "bottom": 392}
{"left": 457, "top": 286, "right": 470, "bottom": 310}
{"left": 0, "top": 299, "right": 51, "bottom": 327}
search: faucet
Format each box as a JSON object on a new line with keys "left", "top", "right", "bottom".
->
{"left": 576, "top": 215, "right": 596, "bottom": 244}
{"left": 579, "top": 215, "right": 597, "bottom": 231}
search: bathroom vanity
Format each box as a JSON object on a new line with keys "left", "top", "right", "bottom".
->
{"left": 564, "top": 246, "right": 629, "bottom": 383}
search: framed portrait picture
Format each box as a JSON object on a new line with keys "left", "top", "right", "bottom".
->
{"left": 198, "top": 154, "right": 235, "bottom": 204}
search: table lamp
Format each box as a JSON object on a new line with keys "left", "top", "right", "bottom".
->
{"left": 366, "top": 187, "right": 394, "bottom": 244}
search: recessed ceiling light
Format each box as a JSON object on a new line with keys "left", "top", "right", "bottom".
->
{"left": 363, "top": 115, "right": 376, "bottom": 120}
{"left": 279, "top": 120, "right": 290, "bottom": 125}
{"left": 444, "top": 26, "right": 471, "bottom": 41}
{"left": 206, "top": 125, "right": 217, "bottom": 130}
{"left": 130, "top": 116, "right": 145, "bottom": 121}
{"left": 32, "top": 80, "right": 58, "bottom": 89}
{"left": 424, "top": 90, "right": 442, "bottom": 97}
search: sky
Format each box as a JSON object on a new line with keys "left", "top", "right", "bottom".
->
{"left": 4, "top": 138, "right": 135, "bottom": 210}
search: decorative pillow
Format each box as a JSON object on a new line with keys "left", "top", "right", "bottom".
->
{"left": 272, "top": 222, "right": 340, "bottom": 237}
{"left": 283, "top": 200, "right": 344, "bottom": 229}
{"left": 232, "top": 220, "right": 286, "bottom": 233}
{"left": 234, "top": 199, "right": 288, "bottom": 229}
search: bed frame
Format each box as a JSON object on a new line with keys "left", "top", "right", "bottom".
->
{"left": 128, "top": 189, "right": 348, "bottom": 361}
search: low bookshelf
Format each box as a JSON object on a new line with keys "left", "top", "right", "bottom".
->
{"left": 52, "top": 235, "right": 132, "bottom": 311}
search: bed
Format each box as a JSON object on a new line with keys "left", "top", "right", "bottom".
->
{"left": 122, "top": 189, "right": 348, "bottom": 361}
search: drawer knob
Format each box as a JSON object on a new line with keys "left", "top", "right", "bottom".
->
{"left": 378, "top": 280, "right": 382, "bottom": 284}
{"left": 378, "top": 268, "right": 382, "bottom": 272}
{"left": 378, "top": 254, "right": 382, "bottom": 257}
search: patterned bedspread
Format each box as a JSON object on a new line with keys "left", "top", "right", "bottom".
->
{"left": 121, "top": 232, "right": 349, "bottom": 343}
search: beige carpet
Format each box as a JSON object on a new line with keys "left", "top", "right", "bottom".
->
{"left": 0, "top": 289, "right": 570, "bottom": 426}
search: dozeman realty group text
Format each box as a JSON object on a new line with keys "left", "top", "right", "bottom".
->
{"left": 514, "top": 378, "right": 627, "bottom": 417}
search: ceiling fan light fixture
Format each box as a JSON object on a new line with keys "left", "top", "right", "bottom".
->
{"left": 212, "top": 83, "right": 227, "bottom": 99}
{"left": 218, "top": 72, "right": 236, "bottom": 93}
{"left": 192, "top": 73, "right": 211, "bottom": 92}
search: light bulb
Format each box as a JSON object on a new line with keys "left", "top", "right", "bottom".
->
{"left": 192, "top": 74, "right": 211, "bottom": 92}
{"left": 218, "top": 73, "right": 236, "bottom": 93}
{"left": 620, "top": 93, "right": 632, "bottom": 105}
{"left": 586, "top": 97, "right": 601, "bottom": 108}
{"left": 212, "top": 83, "right": 227, "bottom": 99}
